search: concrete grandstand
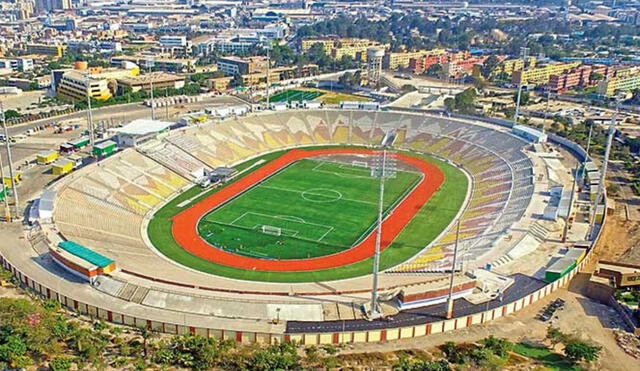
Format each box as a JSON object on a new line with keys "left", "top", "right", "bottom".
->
{"left": 0, "top": 108, "right": 604, "bottom": 344}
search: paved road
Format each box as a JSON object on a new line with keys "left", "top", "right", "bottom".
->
{"left": 1, "top": 95, "right": 247, "bottom": 165}
{"left": 4, "top": 95, "right": 246, "bottom": 137}
{"left": 286, "top": 274, "right": 546, "bottom": 333}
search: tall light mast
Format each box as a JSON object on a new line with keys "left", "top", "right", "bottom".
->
{"left": 514, "top": 47, "right": 529, "bottom": 124}
{"left": 369, "top": 148, "right": 397, "bottom": 319}
{"left": 0, "top": 101, "right": 19, "bottom": 218}
{"left": 588, "top": 97, "right": 620, "bottom": 239}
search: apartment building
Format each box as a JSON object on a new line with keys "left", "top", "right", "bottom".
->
{"left": 597, "top": 67, "right": 640, "bottom": 96}
{"left": 26, "top": 43, "right": 67, "bottom": 57}
{"left": 0, "top": 58, "right": 33, "bottom": 72}
{"left": 382, "top": 49, "right": 447, "bottom": 70}
{"left": 409, "top": 50, "right": 469, "bottom": 74}
{"left": 548, "top": 65, "right": 614, "bottom": 93}
{"left": 443, "top": 56, "right": 488, "bottom": 78}
{"left": 217, "top": 56, "right": 268, "bottom": 76}
{"left": 300, "top": 38, "right": 386, "bottom": 62}
{"left": 512, "top": 61, "right": 582, "bottom": 85}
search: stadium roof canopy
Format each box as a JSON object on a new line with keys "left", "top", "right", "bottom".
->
{"left": 113, "top": 119, "right": 173, "bottom": 136}
{"left": 58, "top": 240, "right": 114, "bottom": 268}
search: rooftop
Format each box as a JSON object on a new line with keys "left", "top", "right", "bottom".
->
{"left": 113, "top": 119, "right": 173, "bottom": 136}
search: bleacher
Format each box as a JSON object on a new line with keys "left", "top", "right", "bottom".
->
{"left": 52, "top": 109, "right": 537, "bottom": 276}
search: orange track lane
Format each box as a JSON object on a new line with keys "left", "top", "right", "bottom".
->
{"left": 172, "top": 148, "right": 444, "bottom": 271}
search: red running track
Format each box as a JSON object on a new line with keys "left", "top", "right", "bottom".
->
{"left": 172, "top": 148, "right": 444, "bottom": 271}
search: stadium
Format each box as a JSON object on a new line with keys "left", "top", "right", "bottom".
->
{"left": 1, "top": 107, "right": 605, "bottom": 344}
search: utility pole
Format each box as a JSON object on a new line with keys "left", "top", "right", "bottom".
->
{"left": 588, "top": 98, "right": 620, "bottom": 239}
{"left": 544, "top": 87, "right": 551, "bottom": 124}
{"left": 446, "top": 219, "right": 461, "bottom": 319}
{"left": 514, "top": 47, "right": 529, "bottom": 124}
{"left": 0, "top": 102, "right": 19, "bottom": 219}
{"left": 369, "top": 149, "right": 396, "bottom": 320}
{"left": 84, "top": 74, "right": 95, "bottom": 151}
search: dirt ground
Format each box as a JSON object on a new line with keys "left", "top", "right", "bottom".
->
{"left": 340, "top": 285, "right": 637, "bottom": 370}
{"left": 591, "top": 215, "right": 640, "bottom": 267}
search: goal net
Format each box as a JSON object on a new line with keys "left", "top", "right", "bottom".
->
{"left": 261, "top": 225, "right": 282, "bottom": 236}
{"left": 351, "top": 160, "right": 369, "bottom": 168}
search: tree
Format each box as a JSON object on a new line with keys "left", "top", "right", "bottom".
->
{"left": 514, "top": 90, "right": 530, "bottom": 106}
{"left": 425, "top": 63, "right": 443, "bottom": 77}
{"left": 394, "top": 357, "right": 451, "bottom": 371}
{"left": 564, "top": 340, "right": 602, "bottom": 364}
{"left": 481, "top": 336, "right": 513, "bottom": 358}
{"left": 480, "top": 55, "right": 501, "bottom": 80}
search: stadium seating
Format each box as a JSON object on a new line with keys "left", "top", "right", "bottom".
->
{"left": 52, "top": 109, "right": 537, "bottom": 276}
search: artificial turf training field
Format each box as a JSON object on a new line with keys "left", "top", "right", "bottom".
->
{"left": 147, "top": 147, "right": 468, "bottom": 282}
{"left": 197, "top": 158, "right": 422, "bottom": 260}
{"left": 268, "top": 89, "right": 325, "bottom": 103}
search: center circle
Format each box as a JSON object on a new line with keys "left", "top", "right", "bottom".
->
{"left": 301, "top": 188, "right": 343, "bottom": 203}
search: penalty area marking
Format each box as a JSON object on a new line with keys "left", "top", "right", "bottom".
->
{"left": 226, "top": 211, "right": 336, "bottom": 243}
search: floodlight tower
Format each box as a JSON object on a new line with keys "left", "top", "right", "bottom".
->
{"left": 146, "top": 58, "right": 156, "bottom": 120}
{"left": 84, "top": 73, "right": 95, "bottom": 151}
{"left": 514, "top": 47, "right": 529, "bottom": 124}
{"left": 369, "top": 147, "right": 397, "bottom": 320}
{"left": 0, "top": 101, "right": 19, "bottom": 219}
{"left": 588, "top": 96, "right": 622, "bottom": 239}
{"left": 445, "top": 219, "right": 461, "bottom": 319}
{"left": 0, "top": 131, "right": 11, "bottom": 222}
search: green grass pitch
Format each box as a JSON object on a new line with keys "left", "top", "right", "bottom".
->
{"left": 147, "top": 147, "right": 468, "bottom": 282}
{"left": 267, "top": 90, "right": 325, "bottom": 103}
{"left": 197, "top": 158, "right": 422, "bottom": 260}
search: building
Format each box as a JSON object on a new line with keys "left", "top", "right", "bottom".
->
{"left": 442, "top": 56, "right": 488, "bottom": 78}
{"left": 116, "top": 72, "right": 185, "bottom": 94}
{"left": 0, "top": 58, "right": 33, "bottom": 72}
{"left": 111, "top": 119, "right": 172, "bottom": 147}
{"left": 409, "top": 50, "right": 469, "bottom": 74}
{"left": 383, "top": 49, "right": 446, "bottom": 70}
{"left": 548, "top": 64, "right": 614, "bottom": 93}
{"left": 217, "top": 56, "right": 268, "bottom": 76}
{"left": 206, "top": 76, "right": 233, "bottom": 91}
{"left": 300, "top": 38, "right": 386, "bottom": 62}
{"left": 158, "top": 36, "right": 192, "bottom": 55}
{"left": 110, "top": 56, "right": 196, "bottom": 73}
{"left": 512, "top": 61, "right": 582, "bottom": 85}
{"left": 596, "top": 261, "right": 640, "bottom": 287}
{"left": 57, "top": 66, "right": 139, "bottom": 101}
{"left": 597, "top": 67, "right": 640, "bottom": 96}
{"left": 26, "top": 43, "right": 67, "bottom": 58}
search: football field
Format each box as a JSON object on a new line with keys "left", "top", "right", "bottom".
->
{"left": 197, "top": 158, "right": 422, "bottom": 260}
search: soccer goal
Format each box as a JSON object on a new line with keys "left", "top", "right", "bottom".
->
{"left": 261, "top": 225, "right": 282, "bottom": 236}
{"left": 351, "top": 160, "right": 369, "bottom": 168}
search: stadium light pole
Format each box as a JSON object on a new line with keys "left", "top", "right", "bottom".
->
{"left": 446, "top": 219, "right": 461, "bottom": 319}
{"left": 514, "top": 47, "right": 529, "bottom": 124}
{"left": 370, "top": 149, "right": 387, "bottom": 319}
{"left": 147, "top": 59, "right": 155, "bottom": 120}
{"left": 0, "top": 135, "right": 11, "bottom": 222}
{"left": 84, "top": 73, "right": 95, "bottom": 151}
{"left": 1, "top": 102, "right": 19, "bottom": 219}
{"left": 369, "top": 148, "right": 396, "bottom": 319}
{"left": 265, "top": 43, "right": 272, "bottom": 108}
{"left": 588, "top": 96, "right": 621, "bottom": 240}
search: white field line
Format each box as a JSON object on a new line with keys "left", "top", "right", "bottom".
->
{"left": 258, "top": 184, "right": 376, "bottom": 206}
